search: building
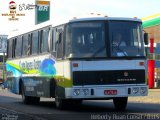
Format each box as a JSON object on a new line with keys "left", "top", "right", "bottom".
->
{"left": 142, "top": 13, "right": 160, "bottom": 87}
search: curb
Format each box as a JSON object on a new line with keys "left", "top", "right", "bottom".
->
{"left": 149, "top": 89, "right": 160, "bottom": 92}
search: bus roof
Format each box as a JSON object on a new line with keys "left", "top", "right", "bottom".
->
{"left": 8, "top": 17, "right": 141, "bottom": 39}
{"left": 69, "top": 17, "right": 142, "bottom": 23}
{"left": 8, "top": 21, "right": 52, "bottom": 39}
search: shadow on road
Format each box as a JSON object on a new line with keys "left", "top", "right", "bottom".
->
{"left": 1, "top": 95, "right": 160, "bottom": 113}
{"left": 1, "top": 95, "right": 160, "bottom": 120}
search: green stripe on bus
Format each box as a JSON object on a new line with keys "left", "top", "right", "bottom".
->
{"left": 6, "top": 61, "right": 53, "bottom": 75}
{"left": 6, "top": 61, "right": 39, "bottom": 74}
{"left": 54, "top": 76, "right": 72, "bottom": 88}
{"left": 6, "top": 61, "right": 73, "bottom": 88}
{"left": 6, "top": 61, "right": 21, "bottom": 71}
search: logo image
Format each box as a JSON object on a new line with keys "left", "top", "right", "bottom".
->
{"left": 9, "top": 1, "right": 17, "bottom": 10}
{"left": 1, "top": 1, "right": 25, "bottom": 21}
{"left": 124, "top": 72, "right": 128, "bottom": 77}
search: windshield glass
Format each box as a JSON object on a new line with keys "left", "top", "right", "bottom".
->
{"left": 65, "top": 22, "right": 106, "bottom": 58}
{"left": 109, "top": 21, "right": 145, "bottom": 57}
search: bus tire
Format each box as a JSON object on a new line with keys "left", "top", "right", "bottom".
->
{"left": 55, "top": 87, "right": 66, "bottom": 109}
{"left": 113, "top": 97, "right": 128, "bottom": 111}
{"left": 21, "top": 83, "right": 40, "bottom": 104}
{"left": 70, "top": 99, "right": 82, "bottom": 107}
{"left": 55, "top": 97, "right": 66, "bottom": 109}
{"left": 21, "top": 83, "right": 31, "bottom": 104}
{"left": 32, "top": 97, "right": 40, "bottom": 104}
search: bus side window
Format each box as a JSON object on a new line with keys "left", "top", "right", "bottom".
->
{"left": 40, "top": 27, "right": 50, "bottom": 53}
{"left": 22, "top": 34, "right": 29, "bottom": 56}
{"left": 28, "top": 34, "right": 32, "bottom": 56}
{"left": 51, "top": 28, "right": 55, "bottom": 51}
{"left": 56, "top": 32, "right": 63, "bottom": 59}
{"left": 12, "top": 38, "right": 16, "bottom": 58}
{"left": 15, "top": 36, "right": 22, "bottom": 57}
{"left": 8, "top": 39, "right": 13, "bottom": 58}
{"left": 31, "top": 31, "right": 39, "bottom": 55}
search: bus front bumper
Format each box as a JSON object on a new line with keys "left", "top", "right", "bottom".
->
{"left": 64, "top": 85, "right": 148, "bottom": 99}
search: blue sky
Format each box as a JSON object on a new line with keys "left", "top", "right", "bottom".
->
{"left": 0, "top": 0, "right": 160, "bottom": 34}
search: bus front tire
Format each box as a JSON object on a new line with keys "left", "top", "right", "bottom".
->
{"left": 55, "top": 87, "right": 66, "bottom": 109}
{"left": 55, "top": 98, "right": 82, "bottom": 109}
{"left": 113, "top": 97, "right": 128, "bottom": 111}
{"left": 55, "top": 96, "right": 66, "bottom": 109}
{"left": 54, "top": 87, "right": 82, "bottom": 109}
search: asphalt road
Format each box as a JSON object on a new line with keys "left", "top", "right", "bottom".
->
{"left": 0, "top": 90, "right": 160, "bottom": 120}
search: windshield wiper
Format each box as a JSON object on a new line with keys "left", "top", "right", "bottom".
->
{"left": 91, "top": 46, "right": 106, "bottom": 57}
{"left": 118, "top": 47, "right": 128, "bottom": 56}
{"left": 114, "top": 46, "right": 128, "bottom": 57}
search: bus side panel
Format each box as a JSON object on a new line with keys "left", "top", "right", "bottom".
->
{"left": 22, "top": 77, "right": 51, "bottom": 97}
{"left": 54, "top": 61, "right": 66, "bottom": 98}
{"left": 6, "top": 54, "right": 57, "bottom": 98}
{"left": 6, "top": 61, "right": 21, "bottom": 94}
{"left": 7, "top": 77, "right": 20, "bottom": 94}
{"left": 63, "top": 61, "right": 72, "bottom": 88}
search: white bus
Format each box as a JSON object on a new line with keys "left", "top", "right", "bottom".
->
{"left": 6, "top": 17, "right": 148, "bottom": 110}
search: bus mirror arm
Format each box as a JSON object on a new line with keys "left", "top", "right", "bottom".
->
{"left": 144, "top": 33, "right": 148, "bottom": 45}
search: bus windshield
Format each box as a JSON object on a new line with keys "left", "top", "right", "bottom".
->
{"left": 65, "top": 22, "right": 106, "bottom": 58}
{"left": 65, "top": 21, "right": 145, "bottom": 58}
{"left": 109, "top": 21, "right": 145, "bottom": 57}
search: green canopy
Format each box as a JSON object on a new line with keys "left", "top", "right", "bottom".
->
{"left": 143, "top": 17, "right": 160, "bottom": 28}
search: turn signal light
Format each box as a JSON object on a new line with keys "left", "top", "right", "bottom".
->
{"left": 139, "top": 62, "right": 144, "bottom": 66}
{"left": 73, "top": 63, "right": 78, "bottom": 67}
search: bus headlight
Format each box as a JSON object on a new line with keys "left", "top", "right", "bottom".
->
{"left": 132, "top": 87, "right": 139, "bottom": 94}
{"left": 83, "top": 89, "right": 89, "bottom": 96}
{"left": 140, "top": 87, "right": 147, "bottom": 94}
{"left": 73, "top": 89, "right": 80, "bottom": 96}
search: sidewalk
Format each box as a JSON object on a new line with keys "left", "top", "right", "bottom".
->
{"left": 128, "top": 89, "right": 160, "bottom": 104}
{"left": 149, "top": 88, "right": 160, "bottom": 92}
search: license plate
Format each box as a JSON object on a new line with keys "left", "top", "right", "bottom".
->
{"left": 104, "top": 90, "right": 117, "bottom": 95}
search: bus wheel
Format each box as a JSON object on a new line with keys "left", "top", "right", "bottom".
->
{"left": 55, "top": 87, "right": 66, "bottom": 109}
{"left": 21, "top": 84, "right": 31, "bottom": 104}
{"left": 55, "top": 95, "right": 66, "bottom": 109}
{"left": 21, "top": 84, "right": 40, "bottom": 104}
{"left": 32, "top": 97, "right": 40, "bottom": 104}
{"left": 113, "top": 97, "right": 128, "bottom": 111}
{"left": 70, "top": 99, "right": 82, "bottom": 107}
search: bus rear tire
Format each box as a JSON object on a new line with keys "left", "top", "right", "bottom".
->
{"left": 113, "top": 97, "right": 128, "bottom": 111}
{"left": 21, "top": 84, "right": 30, "bottom": 104}
{"left": 21, "top": 84, "right": 40, "bottom": 104}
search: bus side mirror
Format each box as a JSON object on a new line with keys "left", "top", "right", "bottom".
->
{"left": 144, "top": 33, "right": 148, "bottom": 45}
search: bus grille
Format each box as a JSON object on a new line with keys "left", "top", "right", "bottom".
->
{"left": 73, "top": 70, "right": 145, "bottom": 85}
